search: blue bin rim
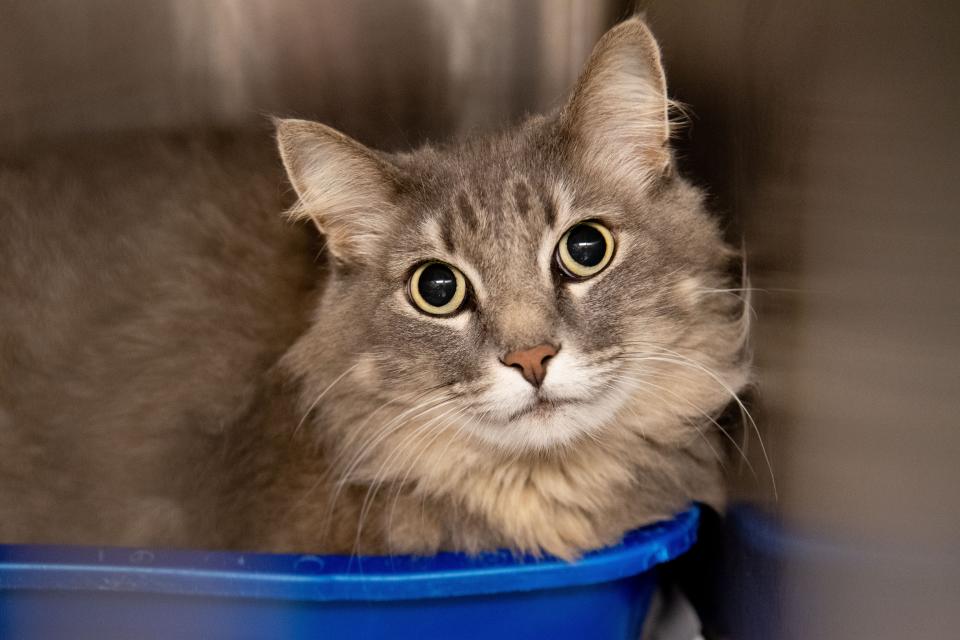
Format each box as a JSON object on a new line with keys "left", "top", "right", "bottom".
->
{"left": 0, "top": 506, "right": 698, "bottom": 602}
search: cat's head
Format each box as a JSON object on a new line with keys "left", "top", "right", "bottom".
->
{"left": 277, "top": 18, "right": 748, "bottom": 489}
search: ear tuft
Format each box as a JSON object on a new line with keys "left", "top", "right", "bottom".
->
{"left": 275, "top": 118, "right": 398, "bottom": 263}
{"left": 562, "top": 17, "right": 672, "bottom": 191}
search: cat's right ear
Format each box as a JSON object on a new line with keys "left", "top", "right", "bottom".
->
{"left": 275, "top": 118, "right": 398, "bottom": 264}
{"left": 560, "top": 17, "right": 672, "bottom": 192}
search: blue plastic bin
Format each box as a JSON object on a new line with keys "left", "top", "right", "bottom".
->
{"left": 0, "top": 506, "right": 698, "bottom": 639}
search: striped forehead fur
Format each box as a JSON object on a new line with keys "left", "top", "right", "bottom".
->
{"left": 434, "top": 177, "right": 558, "bottom": 256}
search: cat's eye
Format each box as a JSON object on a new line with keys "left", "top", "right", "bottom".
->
{"left": 556, "top": 221, "right": 615, "bottom": 279}
{"left": 409, "top": 261, "right": 467, "bottom": 316}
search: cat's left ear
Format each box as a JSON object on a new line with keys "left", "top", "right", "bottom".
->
{"left": 276, "top": 118, "right": 399, "bottom": 264}
{"left": 561, "top": 16, "right": 672, "bottom": 190}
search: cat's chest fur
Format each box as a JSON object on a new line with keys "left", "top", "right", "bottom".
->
{"left": 209, "top": 363, "right": 723, "bottom": 560}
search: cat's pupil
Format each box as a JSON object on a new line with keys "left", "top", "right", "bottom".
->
{"left": 566, "top": 224, "right": 606, "bottom": 267}
{"left": 418, "top": 263, "right": 457, "bottom": 307}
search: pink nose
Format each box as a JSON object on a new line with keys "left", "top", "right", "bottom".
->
{"left": 501, "top": 343, "right": 559, "bottom": 388}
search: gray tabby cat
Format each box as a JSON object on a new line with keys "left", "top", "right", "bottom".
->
{"left": 0, "top": 17, "right": 748, "bottom": 559}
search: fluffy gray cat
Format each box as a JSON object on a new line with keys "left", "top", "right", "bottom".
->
{"left": 0, "top": 17, "right": 748, "bottom": 559}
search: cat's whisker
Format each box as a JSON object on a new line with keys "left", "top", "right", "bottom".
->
{"left": 321, "top": 392, "right": 457, "bottom": 541}
{"left": 292, "top": 362, "right": 362, "bottom": 438}
{"left": 695, "top": 287, "right": 759, "bottom": 320}
{"left": 413, "top": 406, "right": 491, "bottom": 545}
{"left": 622, "top": 362, "right": 751, "bottom": 470}
{"left": 698, "top": 287, "right": 766, "bottom": 294}
{"left": 361, "top": 404, "right": 462, "bottom": 518}
{"left": 618, "top": 344, "right": 776, "bottom": 498}
{"left": 287, "top": 392, "right": 424, "bottom": 524}
{"left": 351, "top": 404, "right": 464, "bottom": 558}
{"left": 384, "top": 408, "right": 471, "bottom": 556}
{"left": 324, "top": 386, "right": 435, "bottom": 479}
{"left": 630, "top": 356, "right": 757, "bottom": 460}
{"left": 318, "top": 387, "right": 435, "bottom": 482}
{"left": 335, "top": 394, "right": 458, "bottom": 488}
{"left": 334, "top": 389, "right": 452, "bottom": 469}
{"left": 329, "top": 393, "right": 457, "bottom": 524}
{"left": 598, "top": 376, "right": 653, "bottom": 441}
{"left": 585, "top": 372, "right": 649, "bottom": 449}
{"left": 606, "top": 370, "right": 754, "bottom": 477}
{"left": 610, "top": 374, "right": 725, "bottom": 466}
{"left": 313, "top": 387, "right": 431, "bottom": 542}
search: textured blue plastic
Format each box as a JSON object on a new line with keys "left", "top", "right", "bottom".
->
{"left": 0, "top": 506, "right": 698, "bottom": 640}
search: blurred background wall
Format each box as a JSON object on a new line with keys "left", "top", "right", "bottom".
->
{"left": 2, "top": 1, "right": 958, "bottom": 637}
{"left": 641, "top": 2, "right": 960, "bottom": 637}
{"left": 0, "top": 0, "right": 620, "bottom": 149}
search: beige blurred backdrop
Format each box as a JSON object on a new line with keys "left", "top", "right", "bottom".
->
{"left": 2, "top": 1, "right": 959, "bottom": 637}
{"left": 641, "top": 2, "right": 960, "bottom": 637}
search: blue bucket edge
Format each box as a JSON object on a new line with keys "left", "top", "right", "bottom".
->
{"left": 0, "top": 505, "right": 699, "bottom": 603}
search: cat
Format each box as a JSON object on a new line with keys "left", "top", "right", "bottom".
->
{"left": 0, "top": 17, "right": 748, "bottom": 559}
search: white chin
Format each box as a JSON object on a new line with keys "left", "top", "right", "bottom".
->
{"left": 470, "top": 400, "right": 618, "bottom": 452}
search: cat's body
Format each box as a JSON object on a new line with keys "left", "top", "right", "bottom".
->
{"left": 0, "top": 19, "right": 747, "bottom": 559}
{"left": 0, "top": 132, "right": 318, "bottom": 547}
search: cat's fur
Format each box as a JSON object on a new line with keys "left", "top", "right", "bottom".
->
{"left": 0, "top": 18, "right": 748, "bottom": 559}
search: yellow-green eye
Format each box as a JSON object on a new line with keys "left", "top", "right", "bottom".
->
{"left": 556, "top": 221, "right": 615, "bottom": 279}
{"left": 409, "top": 262, "right": 467, "bottom": 316}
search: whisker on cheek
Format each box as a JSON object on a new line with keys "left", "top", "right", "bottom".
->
{"left": 606, "top": 369, "right": 755, "bottom": 478}
{"left": 292, "top": 362, "right": 362, "bottom": 438}
{"left": 384, "top": 406, "right": 471, "bottom": 554}
{"left": 615, "top": 343, "right": 774, "bottom": 497}
{"left": 351, "top": 403, "right": 465, "bottom": 556}
{"left": 322, "top": 392, "right": 458, "bottom": 533}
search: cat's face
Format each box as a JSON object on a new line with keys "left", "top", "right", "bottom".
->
{"left": 279, "top": 19, "right": 747, "bottom": 466}
{"left": 321, "top": 139, "right": 745, "bottom": 454}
